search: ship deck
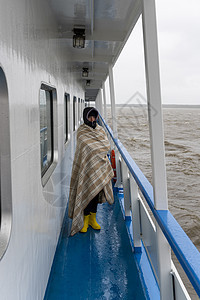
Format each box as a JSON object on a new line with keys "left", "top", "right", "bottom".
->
{"left": 44, "top": 189, "right": 148, "bottom": 300}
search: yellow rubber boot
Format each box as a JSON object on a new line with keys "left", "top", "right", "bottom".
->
{"left": 80, "top": 215, "right": 90, "bottom": 233}
{"left": 89, "top": 213, "right": 101, "bottom": 230}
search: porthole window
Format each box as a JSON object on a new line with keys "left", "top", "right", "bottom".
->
{"left": 40, "top": 84, "right": 58, "bottom": 185}
{"left": 64, "top": 93, "right": 70, "bottom": 143}
{"left": 73, "top": 96, "right": 77, "bottom": 131}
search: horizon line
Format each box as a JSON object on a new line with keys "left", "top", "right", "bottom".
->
{"left": 106, "top": 104, "right": 200, "bottom": 108}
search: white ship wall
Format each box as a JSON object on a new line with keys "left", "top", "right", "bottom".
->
{"left": 0, "top": 0, "right": 83, "bottom": 299}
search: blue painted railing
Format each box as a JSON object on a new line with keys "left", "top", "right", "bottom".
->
{"left": 100, "top": 116, "right": 200, "bottom": 297}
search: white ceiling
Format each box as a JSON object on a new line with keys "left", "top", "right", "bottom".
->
{"left": 49, "top": 0, "right": 142, "bottom": 101}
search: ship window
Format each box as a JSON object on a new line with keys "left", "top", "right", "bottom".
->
{"left": 80, "top": 99, "right": 83, "bottom": 122}
{"left": 73, "top": 96, "right": 77, "bottom": 131}
{"left": 40, "top": 84, "right": 57, "bottom": 184}
{"left": 0, "top": 67, "right": 12, "bottom": 260}
{"left": 78, "top": 98, "right": 81, "bottom": 125}
{"left": 64, "top": 93, "right": 70, "bottom": 143}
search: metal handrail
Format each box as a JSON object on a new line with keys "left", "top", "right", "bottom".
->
{"left": 100, "top": 115, "right": 200, "bottom": 297}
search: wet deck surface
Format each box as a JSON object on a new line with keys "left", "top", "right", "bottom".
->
{"left": 44, "top": 193, "right": 146, "bottom": 300}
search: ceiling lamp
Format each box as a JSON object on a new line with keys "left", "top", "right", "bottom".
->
{"left": 86, "top": 80, "right": 91, "bottom": 86}
{"left": 82, "top": 68, "right": 89, "bottom": 78}
{"left": 73, "top": 28, "right": 85, "bottom": 49}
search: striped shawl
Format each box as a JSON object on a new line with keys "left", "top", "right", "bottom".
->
{"left": 68, "top": 123, "right": 114, "bottom": 236}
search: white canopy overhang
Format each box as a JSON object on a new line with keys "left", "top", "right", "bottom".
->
{"left": 49, "top": 0, "right": 142, "bottom": 101}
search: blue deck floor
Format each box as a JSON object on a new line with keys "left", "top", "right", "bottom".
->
{"left": 44, "top": 192, "right": 147, "bottom": 300}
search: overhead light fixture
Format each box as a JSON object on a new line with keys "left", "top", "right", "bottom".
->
{"left": 86, "top": 80, "right": 91, "bottom": 86}
{"left": 73, "top": 28, "right": 85, "bottom": 49}
{"left": 82, "top": 68, "right": 89, "bottom": 78}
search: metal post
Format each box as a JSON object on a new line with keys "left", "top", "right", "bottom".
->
{"left": 129, "top": 176, "right": 141, "bottom": 252}
{"left": 108, "top": 66, "right": 122, "bottom": 188}
{"left": 95, "top": 91, "right": 103, "bottom": 116}
{"left": 121, "top": 160, "right": 131, "bottom": 218}
{"left": 95, "top": 93, "right": 99, "bottom": 110}
{"left": 142, "top": 0, "right": 173, "bottom": 299}
{"left": 103, "top": 83, "right": 107, "bottom": 122}
{"left": 108, "top": 66, "right": 118, "bottom": 139}
{"left": 99, "top": 89, "right": 103, "bottom": 116}
{"left": 142, "top": 0, "right": 168, "bottom": 210}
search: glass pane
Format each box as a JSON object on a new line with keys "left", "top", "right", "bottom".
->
{"left": 64, "top": 94, "right": 69, "bottom": 142}
{"left": 78, "top": 98, "right": 80, "bottom": 124}
{"left": 73, "top": 97, "right": 76, "bottom": 131}
{"left": 40, "top": 89, "right": 53, "bottom": 175}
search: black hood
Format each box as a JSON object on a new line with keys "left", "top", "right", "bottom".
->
{"left": 83, "top": 107, "right": 99, "bottom": 129}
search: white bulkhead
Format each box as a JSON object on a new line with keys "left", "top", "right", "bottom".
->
{"left": 0, "top": 0, "right": 84, "bottom": 299}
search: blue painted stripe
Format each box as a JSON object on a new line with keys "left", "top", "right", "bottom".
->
{"left": 100, "top": 115, "right": 200, "bottom": 297}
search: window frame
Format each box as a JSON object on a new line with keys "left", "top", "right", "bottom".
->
{"left": 73, "top": 96, "right": 77, "bottom": 131}
{"left": 0, "top": 67, "right": 12, "bottom": 260}
{"left": 40, "top": 83, "right": 58, "bottom": 186}
{"left": 81, "top": 99, "right": 85, "bottom": 122}
{"left": 78, "top": 97, "right": 81, "bottom": 125}
{"left": 64, "top": 93, "right": 70, "bottom": 144}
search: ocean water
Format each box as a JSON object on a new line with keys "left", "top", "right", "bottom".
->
{"left": 107, "top": 106, "right": 200, "bottom": 298}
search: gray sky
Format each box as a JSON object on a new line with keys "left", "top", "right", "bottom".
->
{"left": 106, "top": 0, "right": 200, "bottom": 105}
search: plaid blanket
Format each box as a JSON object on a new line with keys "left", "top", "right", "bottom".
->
{"left": 68, "top": 123, "right": 114, "bottom": 236}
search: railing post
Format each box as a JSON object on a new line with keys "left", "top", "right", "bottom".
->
{"left": 109, "top": 66, "right": 122, "bottom": 188}
{"left": 114, "top": 149, "right": 122, "bottom": 187}
{"left": 108, "top": 66, "right": 117, "bottom": 140}
{"left": 102, "top": 83, "right": 107, "bottom": 122}
{"left": 129, "top": 176, "right": 142, "bottom": 252}
{"left": 142, "top": 0, "right": 173, "bottom": 299}
{"left": 96, "top": 90, "right": 103, "bottom": 116}
{"left": 121, "top": 159, "right": 131, "bottom": 218}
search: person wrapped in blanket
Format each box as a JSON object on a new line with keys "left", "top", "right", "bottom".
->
{"left": 68, "top": 107, "right": 114, "bottom": 236}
